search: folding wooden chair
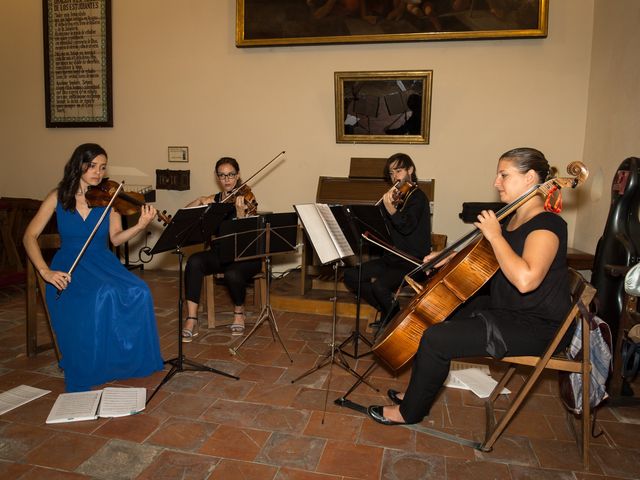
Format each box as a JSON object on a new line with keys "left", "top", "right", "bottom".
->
{"left": 480, "top": 269, "right": 596, "bottom": 468}
{"left": 25, "top": 233, "right": 61, "bottom": 361}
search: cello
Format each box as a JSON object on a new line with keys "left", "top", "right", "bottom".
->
{"left": 372, "top": 161, "right": 589, "bottom": 371}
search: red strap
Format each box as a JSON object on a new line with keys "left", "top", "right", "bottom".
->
{"left": 544, "top": 185, "right": 562, "bottom": 213}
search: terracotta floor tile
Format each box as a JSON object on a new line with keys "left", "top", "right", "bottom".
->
{"left": 303, "top": 410, "right": 363, "bottom": 442}
{"left": 380, "top": 449, "right": 446, "bottom": 480}
{"left": 152, "top": 392, "right": 216, "bottom": 419}
{"left": 317, "top": 440, "right": 383, "bottom": 479}
{"left": 256, "top": 432, "right": 326, "bottom": 470}
{"left": 208, "top": 458, "right": 278, "bottom": 479}
{"left": 244, "top": 382, "right": 301, "bottom": 406}
{"left": 529, "top": 438, "right": 603, "bottom": 474}
{"left": 274, "top": 467, "right": 342, "bottom": 480}
{"left": 0, "top": 421, "right": 55, "bottom": 461}
{"left": 146, "top": 417, "right": 217, "bottom": 451}
{"left": 592, "top": 444, "right": 640, "bottom": 478}
{"left": 75, "top": 439, "right": 162, "bottom": 479}
{"left": 93, "top": 412, "right": 161, "bottom": 443}
{"left": 475, "top": 434, "right": 539, "bottom": 467}
{"left": 414, "top": 426, "right": 476, "bottom": 460}
{"left": 359, "top": 417, "right": 414, "bottom": 451}
{"left": 137, "top": 450, "right": 218, "bottom": 480}
{"left": 201, "top": 398, "right": 263, "bottom": 427}
{"left": 239, "top": 363, "right": 287, "bottom": 383}
{"left": 509, "top": 464, "right": 576, "bottom": 479}
{"left": 18, "top": 467, "right": 92, "bottom": 479}
{"left": 200, "top": 375, "right": 255, "bottom": 400}
{"left": 23, "top": 432, "right": 107, "bottom": 470}
{"left": 0, "top": 460, "right": 32, "bottom": 479}
{"left": 198, "top": 424, "right": 270, "bottom": 461}
{"left": 445, "top": 456, "right": 512, "bottom": 479}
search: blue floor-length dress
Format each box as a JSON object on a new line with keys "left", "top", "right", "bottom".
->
{"left": 46, "top": 203, "right": 164, "bottom": 392}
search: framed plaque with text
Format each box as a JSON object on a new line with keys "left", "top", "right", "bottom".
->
{"left": 43, "top": 0, "right": 113, "bottom": 127}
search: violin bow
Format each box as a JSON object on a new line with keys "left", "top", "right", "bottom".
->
{"left": 56, "top": 181, "right": 124, "bottom": 298}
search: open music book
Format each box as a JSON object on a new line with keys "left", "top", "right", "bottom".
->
{"left": 46, "top": 387, "right": 147, "bottom": 424}
{"left": 294, "top": 203, "right": 354, "bottom": 264}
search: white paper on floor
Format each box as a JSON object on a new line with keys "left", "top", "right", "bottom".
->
{"left": 444, "top": 361, "right": 510, "bottom": 398}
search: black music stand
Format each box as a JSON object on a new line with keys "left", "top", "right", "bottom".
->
{"left": 291, "top": 204, "right": 378, "bottom": 411}
{"left": 147, "top": 203, "right": 238, "bottom": 404}
{"left": 334, "top": 204, "right": 392, "bottom": 359}
{"left": 222, "top": 213, "right": 299, "bottom": 360}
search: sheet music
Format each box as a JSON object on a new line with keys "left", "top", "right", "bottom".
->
{"left": 97, "top": 387, "right": 146, "bottom": 418}
{"left": 295, "top": 204, "right": 353, "bottom": 264}
{"left": 315, "top": 204, "right": 354, "bottom": 259}
{"left": 0, "top": 385, "right": 50, "bottom": 415}
{"left": 46, "top": 391, "right": 102, "bottom": 424}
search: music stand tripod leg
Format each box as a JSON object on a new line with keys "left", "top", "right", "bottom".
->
{"left": 148, "top": 248, "right": 239, "bottom": 405}
{"left": 229, "top": 256, "right": 292, "bottom": 362}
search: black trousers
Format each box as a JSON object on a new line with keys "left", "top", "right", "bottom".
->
{"left": 399, "top": 296, "right": 565, "bottom": 424}
{"left": 184, "top": 249, "right": 261, "bottom": 307}
{"left": 343, "top": 256, "right": 414, "bottom": 320}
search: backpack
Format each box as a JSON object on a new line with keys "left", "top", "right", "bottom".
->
{"left": 558, "top": 300, "right": 613, "bottom": 416}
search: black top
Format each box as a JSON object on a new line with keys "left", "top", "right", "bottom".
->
{"left": 490, "top": 211, "right": 570, "bottom": 327}
{"left": 383, "top": 186, "right": 431, "bottom": 264}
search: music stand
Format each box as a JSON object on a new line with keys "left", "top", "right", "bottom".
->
{"left": 333, "top": 204, "right": 391, "bottom": 359}
{"left": 225, "top": 212, "right": 298, "bottom": 360}
{"left": 291, "top": 204, "right": 378, "bottom": 417}
{"left": 147, "top": 203, "right": 238, "bottom": 403}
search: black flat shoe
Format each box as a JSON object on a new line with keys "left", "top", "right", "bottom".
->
{"left": 367, "top": 405, "right": 406, "bottom": 426}
{"left": 387, "top": 389, "right": 403, "bottom": 405}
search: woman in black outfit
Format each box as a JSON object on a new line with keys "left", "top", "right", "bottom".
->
{"left": 182, "top": 157, "right": 261, "bottom": 341}
{"left": 343, "top": 153, "right": 432, "bottom": 328}
{"left": 368, "top": 147, "right": 571, "bottom": 425}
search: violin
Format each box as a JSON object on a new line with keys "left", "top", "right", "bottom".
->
{"left": 85, "top": 179, "right": 171, "bottom": 225}
{"left": 220, "top": 183, "right": 258, "bottom": 216}
{"left": 375, "top": 179, "right": 417, "bottom": 209}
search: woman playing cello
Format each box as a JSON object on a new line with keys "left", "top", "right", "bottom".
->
{"left": 22, "top": 143, "right": 164, "bottom": 392}
{"left": 368, "top": 147, "right": 572, "bottom": 425}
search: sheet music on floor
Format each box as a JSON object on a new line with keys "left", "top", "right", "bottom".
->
{"left": 294, "top": 203, "right": 354, "bottom": 264}
{"left": 0, "top": 385, "right": 50, "bottom": 415}
{"left": 46, "top": 387, "right": 147, "bottom": 424}
{"left": 445, "top": 361, "right": 510, "bottom": 398}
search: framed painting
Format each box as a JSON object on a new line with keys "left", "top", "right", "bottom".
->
{"left": 43, "top": 0, "right": 113, "bottom": 127}
{"left": 237, "top": 0, "right": 548, "bottom": 47}
{"left": 335, "top": 70, "right": 432, "bottom": 144}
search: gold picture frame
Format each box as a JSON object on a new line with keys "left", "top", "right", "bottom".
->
{"left": 237, "top": 0, "right": 548, "bottom": 47}
{"left": 335, "top": 70, "right": 432, "bottom": 145}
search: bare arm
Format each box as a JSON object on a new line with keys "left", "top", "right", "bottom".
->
{"left": 108, "top": 204, "right": 157, "bottom": 247}
{"left": 475, "top": 210, "right": 558, "bottom": 293}
{"left": 22, "top": 190, "right": 70, "bottom": 290}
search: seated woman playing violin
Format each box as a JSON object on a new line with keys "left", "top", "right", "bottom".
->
{"left": 344, "top": 152, "right": 432, "bottom": 329}
{"left": 22, "top": 143, "right": 164, "bottom": 392}
{"left": 367, "top": 147, "right": 573, "bottom": 426}
{"left": 182, "top": 156, "right": 261, "bottom": 340}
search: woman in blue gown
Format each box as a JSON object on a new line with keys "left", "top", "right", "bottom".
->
{"left": 23, "top": 143, "right": 164, "bottom": 392}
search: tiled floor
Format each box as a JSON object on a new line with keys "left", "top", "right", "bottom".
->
{"left": 1, "top": 269, "right": 640, "bottom": 479}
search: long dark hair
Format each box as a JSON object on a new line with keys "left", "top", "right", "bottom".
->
{"left": 384, "top": 153, "right": 418, "bottom": 183}
{"left": 500, "top": 147, "right": 551, "bottom": 183}
{"left": 57, "top": 143, "right": 107, "bottom": 211}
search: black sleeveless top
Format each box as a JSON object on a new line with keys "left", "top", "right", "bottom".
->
{"left": 489, "top": 211, "right": 570, "bottom": 327}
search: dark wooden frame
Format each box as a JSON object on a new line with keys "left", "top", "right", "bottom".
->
{"left": 335, "top": 70, "right": 432, "bottom": 144}
{"left": 237, "top": 0, "right": 548, "bottom": 47}
{"left": 43, "top": 0, "right": 113, "bottom": 127}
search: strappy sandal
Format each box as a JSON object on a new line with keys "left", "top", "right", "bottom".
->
{"left": 182, "top": 316, "right": 199, "bottom": 343}
{"left": 230, "top": 310, "right": 245, "bottom": 336}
